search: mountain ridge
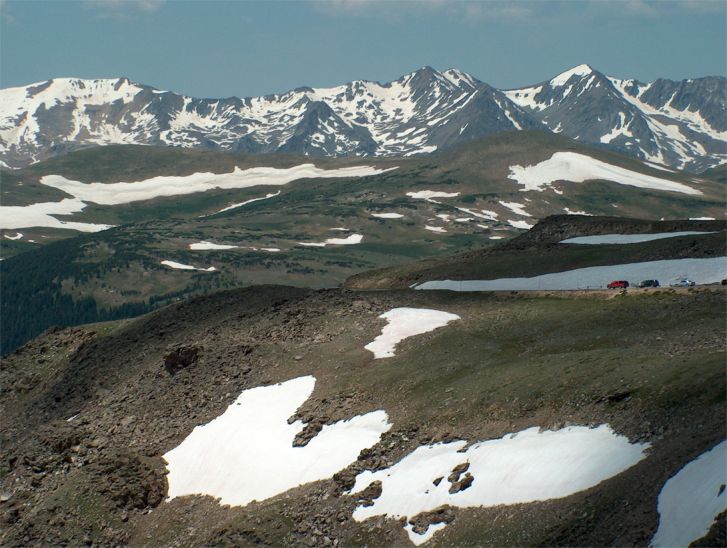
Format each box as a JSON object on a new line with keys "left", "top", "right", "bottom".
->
{"left": 505, "top": 64, "right": 726, "bottom": 172}
{"left": 2, "top": 65, "right": 724, "bottom": 171}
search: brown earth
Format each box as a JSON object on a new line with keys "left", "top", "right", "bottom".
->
{"left": 1, "top": 285, "right": 725, "bottom": 546}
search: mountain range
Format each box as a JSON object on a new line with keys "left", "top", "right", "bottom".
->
{"left": 1, "top": 65, "right": 725, "bottom": 172}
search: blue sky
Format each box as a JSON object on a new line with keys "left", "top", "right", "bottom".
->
{"left": 1, "top": 0, "right": 725, "bottom": 97}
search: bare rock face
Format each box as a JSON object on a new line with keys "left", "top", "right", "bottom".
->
{"left": 447, "top": 462, "right": 470, "bottom": 483}
{"left": 163, "top": 345, "right": 200, "bottom": 375}
{"left": 409, "top": 506, "right": 456, "bottom": 535}
{"left": 292, "top": 419, "right": 326, "bottom": 448}
{"left": 447, "top": 462, "right": 474, "bottom": 494}
{"left": 89, "top": 449, "right": 167, "bottom": 510}
{"left": 449, "top": 472, "right": 474, "bottom": 494}
{"left": 355, "top": 480, "right": 383, "bottom": 508}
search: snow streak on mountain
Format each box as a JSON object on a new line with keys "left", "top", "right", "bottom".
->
{"left": 1, "top": 65, "right": 724, "bottom": 171}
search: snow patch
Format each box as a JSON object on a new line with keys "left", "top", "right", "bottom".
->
{"left": 550, "top": 64, "right": 593, "bottom": 87}
{"left": 508, "top": 152, "right": 700, "bottom": 195}
{"left": 298, "top": 233, "right": 363, "bottom": 247}
{"left": 204, "top": 190, "right": 281, "bottom": 217}
{"left": 456, "top": 207, "right": 498, "bottom": 221}
{"left": 364, "top": 308, "right": 460, "bottom": 359}
{"left": 508, "top": 220, "right": 534, "bottom": 230}
{"left": 160, "top": 260, "right": 216, "bottom": 272}
{"left": 424, "top": 225, "right": 447, "bottom": 233}
{"left": 189, "top": 241, "right": 239, "bottom": 250}
{"left": 563, "top": 208, "right": 592, "bottom": 216}
{"left": 561, "top": 232, "right": 718, "bottom": 245}
{"left": 371, "top": 212, "right": 404, "bottom": 219}
{"left": 404, "top": 522, "right": 448, "bottom": 546}
{"left": 350, "top": 424, "right": 648, "bottom": 545}
{"left": 651, "top": 441, "right": 727, "bottom": 548}
{"left": 498, "top": 201, "right": 531, "bottom": 217}
{"left": 164, "top": 376, "right": 391, "bottom": 507}
{"left": 0, "top": 198, "right": 115, "bottom": 232}
{"left": 407, "top": 190, "right": 460, "bottom": 201}
{"left": 3, "top": 232, "right": 23, "bottom": 240}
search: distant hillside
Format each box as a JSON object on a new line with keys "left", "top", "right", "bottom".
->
{"left": 345, "top": 215, "right": 727, "bottom": 290}
{"left": 2, "top": 134, "right": 725, "bottom": 353}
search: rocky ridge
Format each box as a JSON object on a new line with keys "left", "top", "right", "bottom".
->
{"left": 1, "top": 65, "right": 724, "bottom": 171}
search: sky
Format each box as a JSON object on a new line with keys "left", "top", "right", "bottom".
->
{"left": 1, "top": 0, "right": 725, "bottom": 98}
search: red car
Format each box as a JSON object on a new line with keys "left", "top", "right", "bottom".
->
{"left": 607, "top": 280, "right": 629, "bottom": 289}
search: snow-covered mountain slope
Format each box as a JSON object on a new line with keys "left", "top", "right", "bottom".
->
{"left": 504, "top": 64, "right": 727, "bottom": 172}
{"left": 0, "top": 68, "right": 539, "bottom": 169}
{"left": 1, "top": 65, "right": 725, "bottom": 172}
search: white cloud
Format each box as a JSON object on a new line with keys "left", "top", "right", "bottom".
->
{"left": 317, "top": 0, "right": 724, "bottom": 23}
{"left": 623, "top": 0, "right": 658, "bottom": 17}
{"left": 679, "top": 0, "right": 726, "bottom": 12}
{"left": 0, "top": 0, "right": 16, "bottom": 23}
{"left": 85, "top": 0, "right": 165, "bottom": 19}
{"left": 314, "top": 0, "right": 533, "bottom": 21}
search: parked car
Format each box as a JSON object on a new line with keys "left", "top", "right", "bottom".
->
{"left": 607, "top": 280, "right": 629, "bottom": 289}
{"left": 671, "top": 278, "right": 696, "bottom": 287}
{"left": 638, "top": 279, "right": 660, "bottom": 288}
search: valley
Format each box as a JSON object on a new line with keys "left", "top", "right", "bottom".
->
{"left": 2, "top": 132, "right": 724, "bottom": 353}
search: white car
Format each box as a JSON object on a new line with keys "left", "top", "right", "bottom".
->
{"left": 671, "top": 278, "right": 696, "bottom": 287}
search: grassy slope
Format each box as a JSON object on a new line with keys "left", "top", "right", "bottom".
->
{"left": 0, "top": 144, "right": 394, "bottom": 206}
{"left": 699, "top": 164, "right": 727, "bottom": 184}
{"left": 346, "top": 216, "right": 727, "bottom": 289}
{"left": 1, "top": 285, "right": 724, "bottom": 546}
{"left": 2, "top": 133, "right": 725, "bottom": 352}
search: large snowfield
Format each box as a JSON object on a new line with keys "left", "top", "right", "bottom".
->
{"left": 414, "top": 257, "right": 727, "bottom": 291}
{"left": 164, "top": 376, "right": 391, "bottom": 507}
{"left": 560, "top": 231, "right": 718, "bottom": 245}
{"left": 651, "top": 441, "right": 727, "bottom": 548}
{"left": 350, "top": 425, "right": 649, "bottom": 544}
{"left": 0, "top": 198, "right": 115, "bottom": 232}
{"left": 39, "top": 164, "right": 395, "bottom": 205}
{"left": 1, "top": 164, "right": 392, "bottom": 230}
{"left": 364, "top": 308, "right": 461, "bottom": 359}
{"left": 507, "top": 152, "right": 701, "bottom": 195}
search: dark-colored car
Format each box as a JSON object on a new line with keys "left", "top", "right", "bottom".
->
{"left": 607, "top": 280, "right": 629, "bottom": 289}
{"left": 638, "top": 279, "right": 660, "bottom": 288}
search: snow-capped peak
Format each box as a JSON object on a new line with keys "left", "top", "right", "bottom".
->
{"left": 442, "top": 68, "right": 478, "bottom": 90}
{"left": 0, "top": 66, "right": 724, "bottom": 173}
{"left": 0, "top": 67, "right": 538, "bottom": 167}
{"left": 550, "top": 64, "right": 595, "bottom": 87}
